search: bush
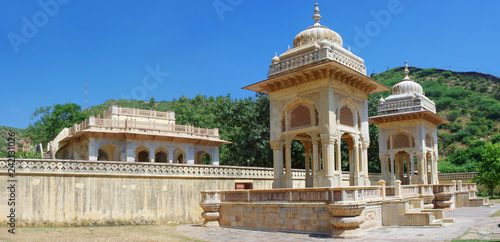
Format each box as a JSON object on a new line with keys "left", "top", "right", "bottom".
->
{"left": 486, "top": 103, "right": 500, "bottom": 120}
{"left": 417, "top": 68, "right": 436, "bottom": 77}
{"left": 436, "top": 97, "right": 455, "bottom": 110}
{"left": 444, "top": 87, "right": 473, "bottom": 99}
{"left": 465, "top": 125, "right": 481, "bottom": 136}
{"left": 441, "top": 71, "right": 452, "bottom": 78}
{"left": 450, "top": 123, "right": 462, "bottom": 133}
{"left": 455, "top": 130, "right": 471, "bottom": 142}
{"left": 492, "top": 134, "right": 500, "bottom": 144}
{"left": 447, "top": 110, "right": 461, "bottom": 121}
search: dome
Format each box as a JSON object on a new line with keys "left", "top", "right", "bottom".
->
{"left": 392, "top": 80, "right": 424, "bottom": 95}
{"left": 271, "top": 52, "right": 280, "bottom": 64}
{"left": 292, "top": 4, "right": 343, "bottom": 48}
{"left": 391, "top": 61, "right": 424, "bottom": 95}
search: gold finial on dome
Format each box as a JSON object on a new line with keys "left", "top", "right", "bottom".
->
{"left": 313, "top": 3, "right": 321, "bottom": 25}
{"left": 404, "top": 60, "right": 410, "bottom": 80}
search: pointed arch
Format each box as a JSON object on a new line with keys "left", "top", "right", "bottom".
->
{"left": 195, "top": 150, "right": 212, "bottom": 165}
{"left": 99, "top": 144, "right": 121, "bottom": 161}
{"left": 135, "top": 145, "right": 150, "bottom": 162}
{"left": 425, "top": 132, "right": 433, "bottom": 148}
{"left": 154, "top": 146, "right": 169, "bottom": 163}
{"left": 173, "top": 147, "right": 186, "bottom": 164}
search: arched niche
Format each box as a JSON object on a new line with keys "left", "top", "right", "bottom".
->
{"left": 173, "top": 148, "right": 186, "bottom": 164}
{"left": 135, "top": 145, "right": 150, "bottom": 162}
{"left": 155, "top": 147, "right": 169, "bottom": 163}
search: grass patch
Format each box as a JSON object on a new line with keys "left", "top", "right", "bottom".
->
{"left": 488, "top": 198, "right": 500, "bottom": 204}
{"left": 491, "top": 209, "right": 500, "bottom": 217}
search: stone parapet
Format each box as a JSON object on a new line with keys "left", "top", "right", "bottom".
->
{"left": 0, "top": 158, "right": 306, "bottom": 180}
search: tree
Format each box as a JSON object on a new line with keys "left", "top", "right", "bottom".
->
{"left": 25, "top": 103, "right": 88, "bottom": 146}
{"left": 473, "top": 142, "right": 500, "bottom": 198}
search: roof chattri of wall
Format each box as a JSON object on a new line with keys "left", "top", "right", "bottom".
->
{"left": 369, "top": 61, "right": 449, "bottom": 126}
{"left": 243, "top": 4, "right": 390, "bottom": 95}
{"left": 292, "top": 3, "right": 343, "bottom": 48}
{"left": 391, "top": 61, "right": 424, "bottom": 95}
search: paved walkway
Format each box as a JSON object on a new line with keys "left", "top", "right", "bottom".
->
{"left": 176, "top": 205, "right": 500, "bottom": 241}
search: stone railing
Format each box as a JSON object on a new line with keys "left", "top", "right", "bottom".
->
{"left": 68, "top": 116, "right": 219, "bottom": 138}
{"left": 0, "top": 158, "right": 306, "bottom": 180}
{"left": 103, "top": 106, "right": 175, "bottom": 120}
{"left": 386, "top": 183, "right": 436, "bottom": 199}
{"left": 378, "top": 98, "right": 436, "bottom": 115}
{"left": 400, "top": 185, "right": 420, "bottom": 198}
{"left": 433, "top": 184, "right": 456, "bottom": 194}
{"left": 206, "top": 186, "right": 383, "bottom": 204}
{"left": 268, "top": 46, "right": 366, "bottom": 77}
{"left": 439, "top": 172, "right": 478, "bottom": 180}
{"left": 419, "top": 185, "right": 434, "bottom": 196}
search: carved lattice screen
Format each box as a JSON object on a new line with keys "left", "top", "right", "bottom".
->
{"left": 339, "top": 106, "right": 354, "bottom": 127}
{"left": 290, "top": 104, "right": 311, "bottom": 129}
{"left": 393, "top": 132, "right": 411, "bottom": 149}
{"left": 425, "top": 133, "right": 432, "bottom": 148}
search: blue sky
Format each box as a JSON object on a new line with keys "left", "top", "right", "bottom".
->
{"left": 1, "top": 0, "right": 499, "bottom": 129}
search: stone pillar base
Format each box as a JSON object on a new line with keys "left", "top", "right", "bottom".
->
{"left": 323, "top": 176, "right": 340, "bottom": 187}
{"left": 272, "top": 180, "right": 281, "bottom": 189}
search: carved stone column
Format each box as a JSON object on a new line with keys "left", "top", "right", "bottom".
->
{"left": 321, "top": 134, "right": 337, "bottom": 187}
{"left": 379, "top": 155, "right": 387, "bottom": 183}
{"left": 302, "top": 141, "right": 313, "bottom": 188}
{"left": 311, "top": 133, "right": 320, "bottom": 187}
{"left": 284, "top": 136, "right": 293, "bottom": 188}
{"left": 390, "top": 153, "right": 395, "bottom": 186}
{"left": 270, "top": 141, "right": 282, "bottom": 189}
{"left": 199, "top": 191, "right": 221, "bottom": 227}
{"left": 362, "top": 139, "right": 370, "bottom": 186}
{"left": 415, "top": 152, "right": 426, "bottom": 185}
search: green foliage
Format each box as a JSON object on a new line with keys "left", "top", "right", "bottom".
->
{"left": 415, "top": 68, "right": 436, "bottom": 77}
{"left": 473, "top": 143, "right": 500, "bottom": 197}
{"left": 15, "top": 150, "right": 42, "bottom": 159}
{"left": 447, "top": 110, "right": 461, "bottom": 122}
{"left": 441, "top": 71, "right": 452, "bottom": 78}
{"left": 25, "top": 103, "right": 88, "bottom": 146}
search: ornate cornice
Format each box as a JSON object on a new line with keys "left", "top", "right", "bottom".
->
{"left": 369, "top": 111, "right": 449, "bottom": 126}
{"left": 243, "top": 61, "right": 389, "bottom": 95}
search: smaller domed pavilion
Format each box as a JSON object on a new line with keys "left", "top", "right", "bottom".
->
{"left": 369, "top": 62, "right": 449, "bottom": 185}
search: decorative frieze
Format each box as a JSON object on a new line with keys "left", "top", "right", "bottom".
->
{"left": 0, "top": 158, "right": 306, "bottom": 179}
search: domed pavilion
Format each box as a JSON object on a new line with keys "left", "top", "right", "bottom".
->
{"left": 369, "top": 62, "right": 449, "bottom": 185}
{"left": 244, "top": 3, "right": 390, "bottom": 188}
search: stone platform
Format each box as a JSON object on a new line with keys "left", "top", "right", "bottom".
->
{"left": 181, "top": 205, "right": 499, "bottom": 241}
{"left": 200, "top": 180, "right": 490, "bottom": 238}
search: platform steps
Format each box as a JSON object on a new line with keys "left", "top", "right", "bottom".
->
{"left": 401, "top": 199, "right": 454, "bottom": 227}
{"left": 469, "top": 196, "right": 493, "bottom": 207}
{"left": 42, "top": 152, "right": 51, "bottom": 159}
